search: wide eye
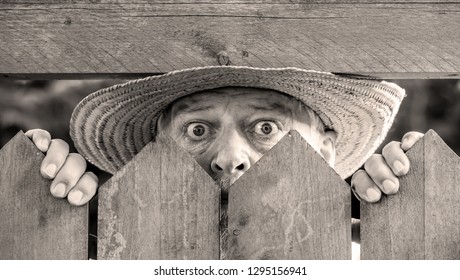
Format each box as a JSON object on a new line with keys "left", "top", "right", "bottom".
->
{"left": 254, "top": 121, "right": 279, "bottom": 136}
{"left": 186, "top": 122, "right": 210, "bottom": 140}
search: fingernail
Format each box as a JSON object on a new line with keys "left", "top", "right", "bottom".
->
{"left": 68, "top": 190, "right": 84, "bottom": 204}
{"left": 382, "top": 179, "right": 397, "bottom": 194}
{"left": 366, "top": 188, "right": 381, "bottom": 202}
{"left": 393, "top": 160, "right": 405, "bottom": 174}
{"left": 37, "top": 139, "right": 49, "bottom": 151}
{"left": 52, "top": 182, "right": 66, "bottom": 197}
{"left": 43, "top": 164, "right": 57, "bottom": 178}
{"left": 401, "top": 135, "right": 412, "bottom": 150}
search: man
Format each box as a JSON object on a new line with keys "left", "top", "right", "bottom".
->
{"left": 24, "top": 66, "right": 422, "bottom": 206}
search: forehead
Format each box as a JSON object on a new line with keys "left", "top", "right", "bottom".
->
{"left": 171, "top": 86, "right": 302, "bottom": 111}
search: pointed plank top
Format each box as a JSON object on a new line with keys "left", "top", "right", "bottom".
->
{"left": 227, "top": 130, "right": 351, "bottom": 260}
{"left": 361, "top": 129, "right": 460, "bottom": 260}
{"left": 98, "top": 133, "right": 220, "bottom": 260}
{"left": 0, "top": 131, "right": 88, "bottom": 260}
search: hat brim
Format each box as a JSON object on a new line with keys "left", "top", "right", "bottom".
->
{"left": 70, "top": 66, "right": 405, "bottom": 179}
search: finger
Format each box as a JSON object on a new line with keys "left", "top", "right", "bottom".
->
{"left": 351, "top": 170, "right": 382, "bottom": 203}
{"left": 382, "top": 141, "right": 410, "bottom": 176}
{"left": 67, "top": 172, "right": 98, "bottom": 206}
{"left": 364, "top": 154, "right": 400, "bottom": 195}
{"left": 401, "top": 131, "right": 424, "bottom": 151}
{"left": 50, "top": 153, "right": 87, "bottom": 198}
{"left": 40, "top": 139, "right": 70, "bottom": 179}
{"left": 24, "top": 129, "right": 51, "bottom": 152}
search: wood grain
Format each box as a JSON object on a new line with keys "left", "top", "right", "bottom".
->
{"left": 361, "top": 130, "right": 460, "bottom": 259}
{"left": 0, "top": 1, "right": 459, "bottom": 79}
{"left": 0, "top": 131, "right": 87, "bottom": 259}
{"left": 227, "top": 131, "right": 351, "bottom": 259}
{"left": 97, "top": 133, "right": 220, "bottom": 260}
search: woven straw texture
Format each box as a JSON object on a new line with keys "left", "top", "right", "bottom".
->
{"left": 70, "top": 66, "right": 405, "bottom": 179}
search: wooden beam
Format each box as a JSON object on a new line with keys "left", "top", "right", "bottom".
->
{"left": 1, "top": 1, "right": 459, "bottom": 79}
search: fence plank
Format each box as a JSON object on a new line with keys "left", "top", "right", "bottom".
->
{"left": 0, "top": 131, "right": 87, "bottom": 259}
{"left": 361, "top": 129, "right": 460, "bottom": 259}
{"left": 97, "top": 133, "right": 220, "bottom": 259}
{"left": 1, "top": 1, "right": 459, "bottom": 79}
{"left": 227, "top": 131, "right": 351, "bottom": 259}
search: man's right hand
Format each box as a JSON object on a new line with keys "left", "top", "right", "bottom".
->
{"left": 25, "top": 129, "right": 98, "bottom": 206}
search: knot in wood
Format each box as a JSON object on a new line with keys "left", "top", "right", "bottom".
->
{"left": 217, "top": 51, "right": 230, "bottom": 66}
{"left": 64, "top": 17, "right": 72, "bottom": 26}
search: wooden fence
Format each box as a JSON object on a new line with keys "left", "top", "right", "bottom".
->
{"left": 1, "top": 0, "right": 460, "bottom": 260}
{"left": 0, "top": 129, "right": 459, "bottom": 259}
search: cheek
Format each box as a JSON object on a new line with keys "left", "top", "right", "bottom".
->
{"left": 174, "top": 136, "right": 213, "bottom": 158}
{"left": 249, "top": 132, "right": 286, "bottom": 154}
{"left": 192, "top": 150, "right": 214, "bottom": 174}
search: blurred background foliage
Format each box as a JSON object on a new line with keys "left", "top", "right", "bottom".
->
{"left": 384, "top": 79, "right": 460, "bottom": 153}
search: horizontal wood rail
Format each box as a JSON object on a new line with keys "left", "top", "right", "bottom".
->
{"left": 1, "top": 1, "right": 459, "bottom": 79}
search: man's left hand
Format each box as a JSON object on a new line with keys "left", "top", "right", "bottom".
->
{"left": 351, "top": 131, "right": 424, "bottom": 203}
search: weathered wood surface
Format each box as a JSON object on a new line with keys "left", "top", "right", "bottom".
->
{"left": 1, "top": 1, "right": 459, "bottom": 79}
{"left": 0, "top": 131, "right": 87, "bottom": 259}
{"left": 361, "top": 130, "right": 460, "bottom": 260}
{"left": 97, "top": 133, "right": 220, "bottom": 260}
{"left": 227, "top": 131, "right": 351, "bottom": 259}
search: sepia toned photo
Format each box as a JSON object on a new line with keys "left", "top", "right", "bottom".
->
{"left": 1, "top": 1, "right": 459, "bottom": 268}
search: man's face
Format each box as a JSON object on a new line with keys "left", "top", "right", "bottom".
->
{"left": 158, "top": 87, "right": 333, "bottom": 190}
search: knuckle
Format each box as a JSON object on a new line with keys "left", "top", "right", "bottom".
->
{"left": 352, "top": 170, "right": 367, "bottom": 182}
{"left": 403, "top": 131, "right": 423, "bottom": 142}
{"left": 364, "top": 154, "right": 383, "bottom": 169}
{"left": 25, "top": 128, "right": 42, "bottom": 137}
{"left": 383, "top": 141, "right": 400, "bottom": 152}
{"left": 68, "top": 153, "right": 87, "bottom": 166}
{"left": 402, "top": 131, "right": 413, "bottom": 139}
{"left": 409, "top": 131, "right": 423, "bottom": 137}
{"left": 70, "top": 152, "right": 83, "bottom": 161}
{"left": 84, "top": 171, "right": 99, "bottom": 183}
{"left": 52, "top": 139, "right": 70, "bottom": 151}
{"left": 369, "top": 153, "right": 383, "bottom": 161}
{"left": 40, "top": 129, "right": 51, "bottom": 139}
{"left": 351, "top": 170, "right": 370, "bottom": 191}
{"left": 388, "top": 140, "right": 400, "bottom": 147}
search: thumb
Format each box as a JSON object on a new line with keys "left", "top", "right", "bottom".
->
{"left": 25, "top": 129, "right": 52, "bottom": 152}
{"left": 400, "top": 131, "right": 424, "bottom": 151}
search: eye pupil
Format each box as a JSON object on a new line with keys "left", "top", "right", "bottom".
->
{"left": 261, "top": 123, "right": 272, "bottom": 134}
{"left": 193, "top": 125, "right": 205, "bottom": 136}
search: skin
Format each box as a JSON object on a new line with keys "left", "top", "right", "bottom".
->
{"left": 157, "top": 87, "right": 336, "bottom": 191}
{"left": 25, "top": 87, "right": 423, "bottom": 205}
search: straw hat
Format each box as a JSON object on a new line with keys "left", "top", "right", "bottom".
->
{"left": 70, "top": 66, "right": 405, "bottom": 179}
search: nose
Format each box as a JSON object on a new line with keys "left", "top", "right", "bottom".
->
{"left": 210, "top": 133, "right": 252, "bottom": 177}
{"left": 211, "top": 156, "right": 249, "bottom": 175}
